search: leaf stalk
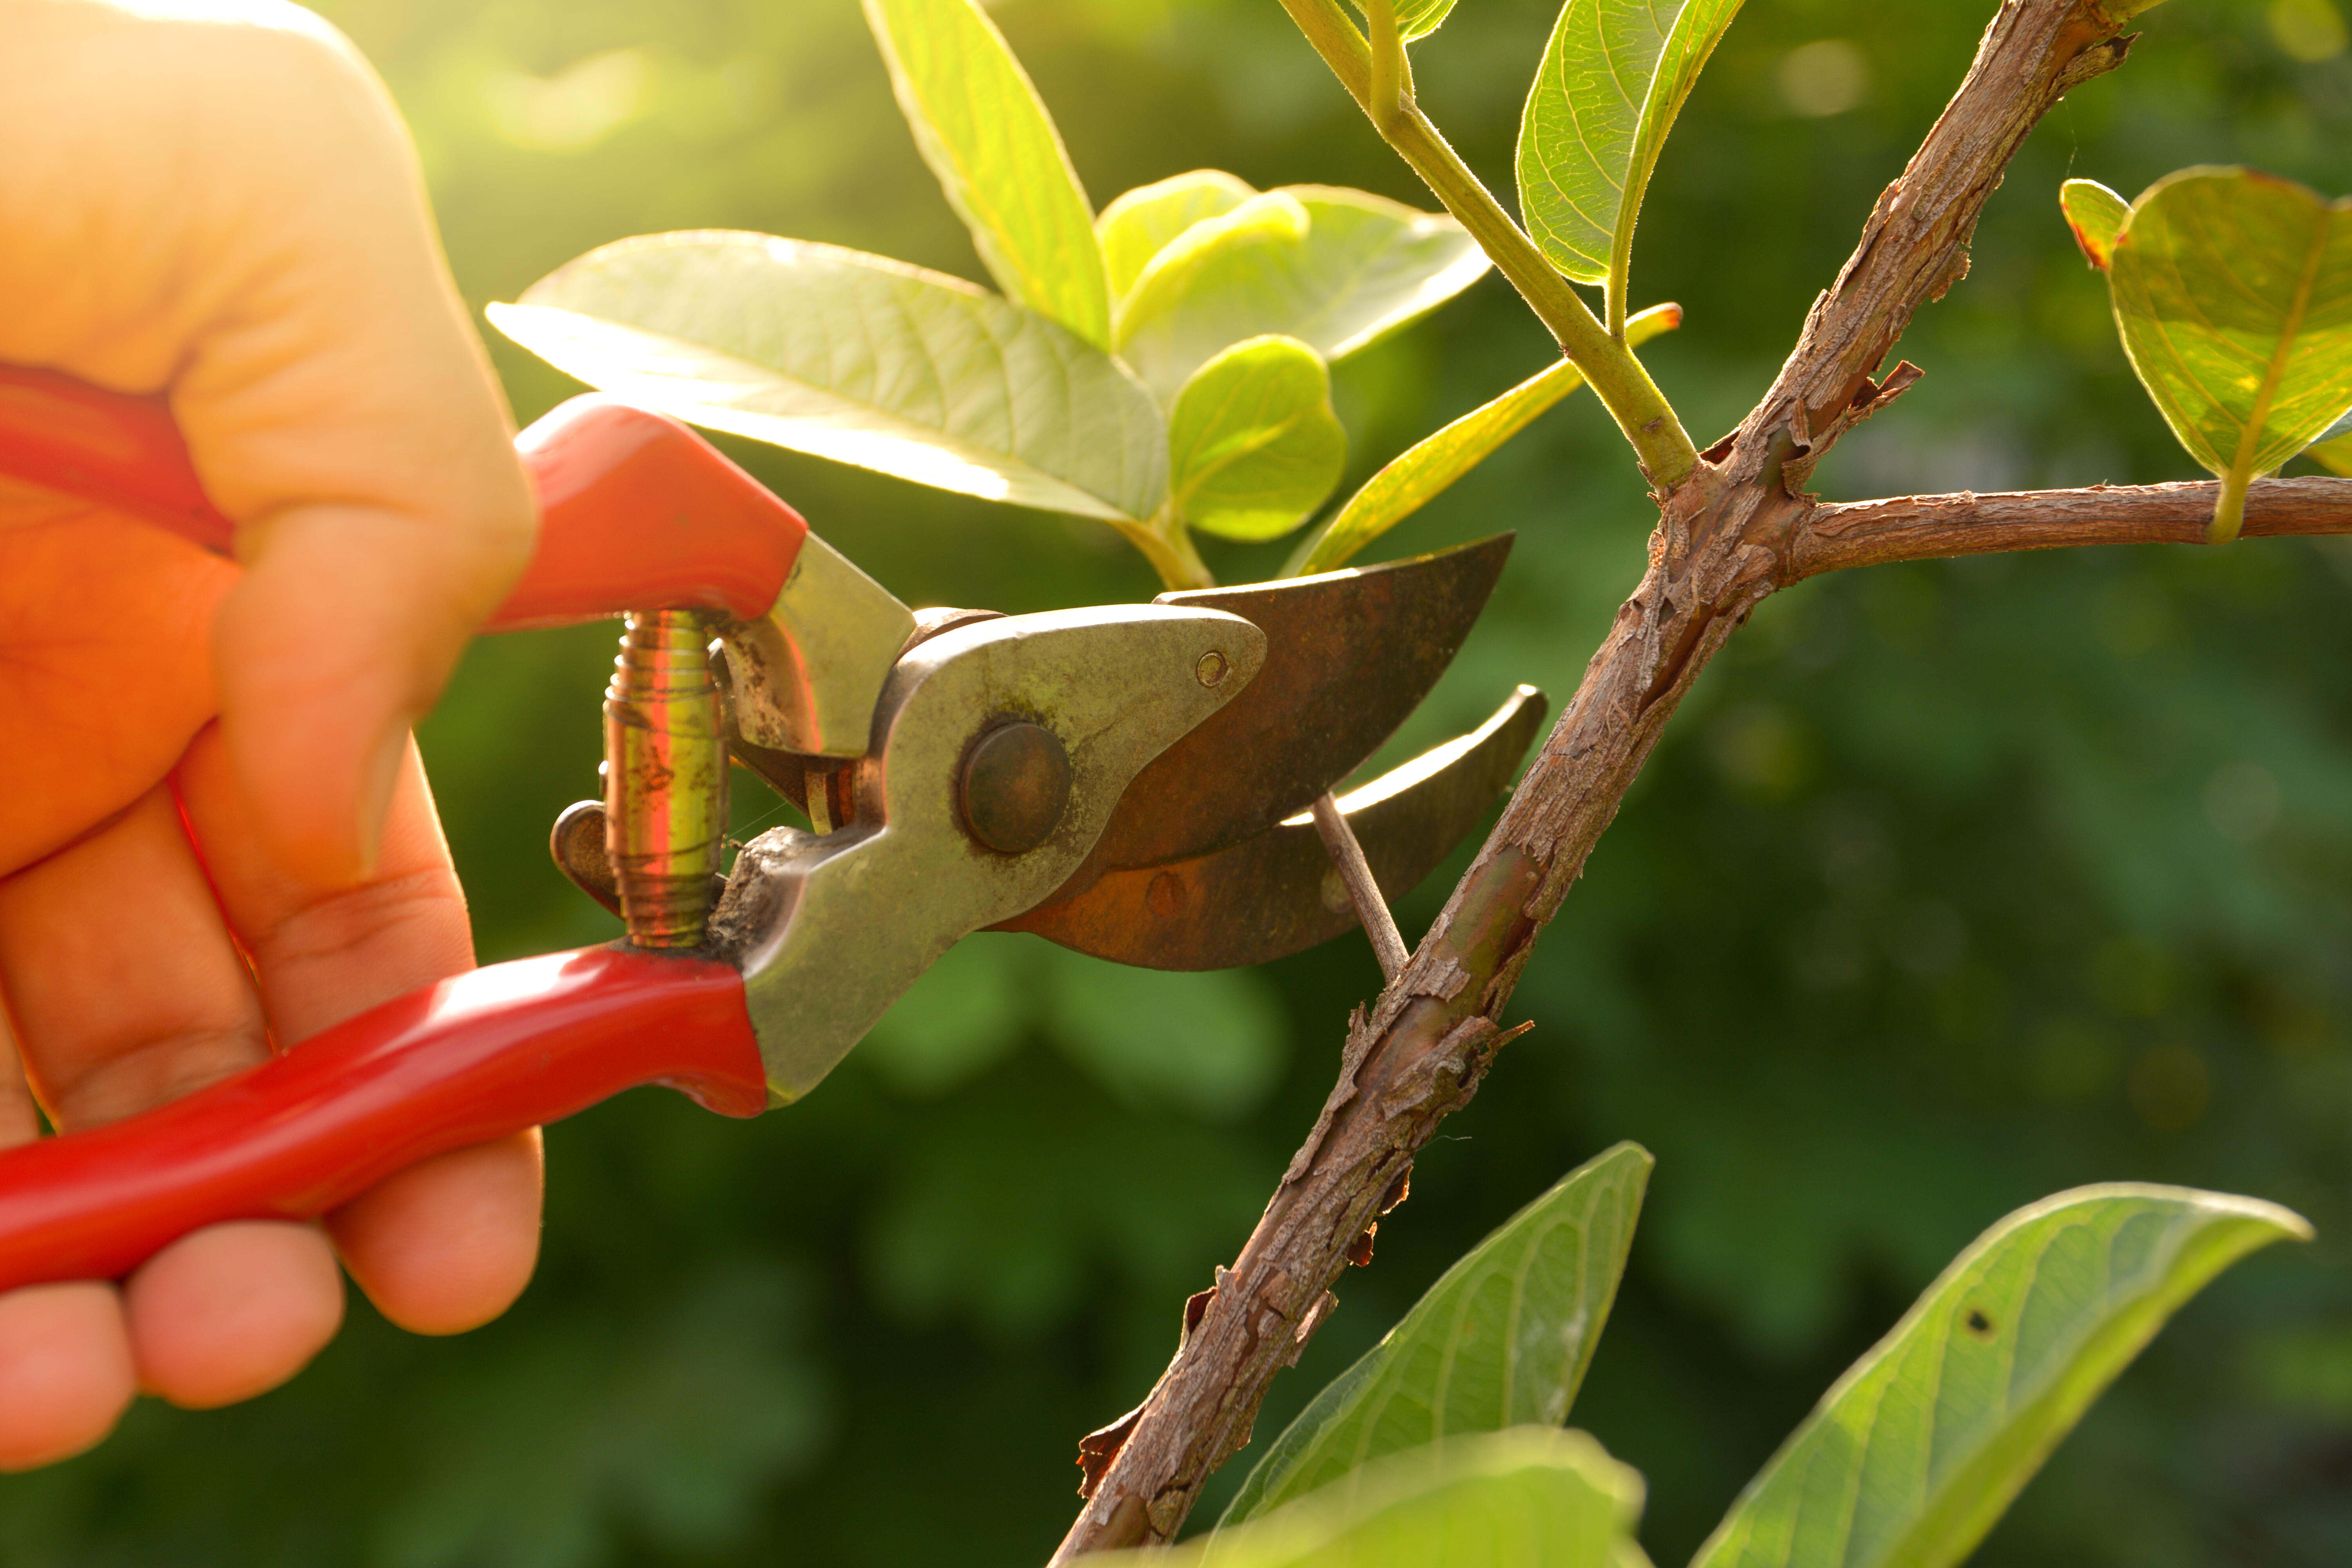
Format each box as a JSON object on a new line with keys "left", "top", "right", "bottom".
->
{"left": 1363, "top": 0, "right": 1412, "bottom": 136}
{"left": 1118, "top": 506, "right": 1216, "bottom": 591}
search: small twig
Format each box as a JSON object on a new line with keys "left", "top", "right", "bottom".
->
{"left": 1789, "top": 476, "right": 2352, "bottom": 577}
{"left": 1273, "top": 0, "right": 1698, "bottom": 488}
{"left": 1309, "top": 791, "right": 1408, "bottom": 980}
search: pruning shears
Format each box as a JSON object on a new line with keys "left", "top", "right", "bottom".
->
{"left": 0, "top": 365, "right": 1544, "bottom": 1294}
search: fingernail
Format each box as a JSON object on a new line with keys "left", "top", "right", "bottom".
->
{"left": 354, "top": 724, "right": 410, "bottom": 882}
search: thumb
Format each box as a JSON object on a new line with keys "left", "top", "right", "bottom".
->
{"left": 2, "top": 5, "right": 535, "bottom": 887}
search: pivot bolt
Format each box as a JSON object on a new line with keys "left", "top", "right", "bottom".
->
{"left": 960, "top": 721, "right": 1072, "bottom": 855}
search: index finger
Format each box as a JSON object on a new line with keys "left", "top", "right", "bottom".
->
{"left": 0, "top": 2, "right": 536, "bottom": 888}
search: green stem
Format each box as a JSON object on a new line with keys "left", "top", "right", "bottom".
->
{"left": 1364, "top": 0, "right": 1410, "bottom": 134}
{"left": 1117, "top": 508, "right": 1216, "bottom": 591}
{"left": 1283, "top": 0, "right": 1698, "bottom": 489}
{"left": 2209, "top": 465, "right": 2251, "bottom": 545}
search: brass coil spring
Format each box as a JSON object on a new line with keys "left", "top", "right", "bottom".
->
{"left": 603, "top": 611, "right": 728, "bottom": 948}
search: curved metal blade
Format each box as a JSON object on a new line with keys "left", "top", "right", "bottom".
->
{"left": 1033, "top": 533, "right": 1513, "bottom": 914}
{"left": 1001, "top": 685, "right": 1547, "bottom": 970}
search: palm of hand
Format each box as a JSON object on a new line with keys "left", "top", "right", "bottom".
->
{"left": 0, "top": 495, "right": 543, "bottom": 1470}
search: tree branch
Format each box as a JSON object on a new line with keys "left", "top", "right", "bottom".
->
{"left": 1789, "top": 476, "right": 2352, "bottom": 577}
{"left": 1048, "top": 4, "right": 2271, "bottom": 1556}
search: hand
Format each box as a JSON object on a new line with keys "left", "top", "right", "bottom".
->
{"left": 0, "top": 0, "right": 543, "bottom": 1466}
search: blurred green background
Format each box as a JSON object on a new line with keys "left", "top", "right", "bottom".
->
{"left": 5, "top": 0, "right": 2349, "bottom": 1563}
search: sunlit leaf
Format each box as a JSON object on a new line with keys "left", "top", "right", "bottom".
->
{"left": 2106, "top": 166, "right": 2352, "bottom": 541}
{"left": 2058, "top": 179, "right": 2129, "bottom": 271}
{"left": 1389, "top": 0, "right": 1462, "bottom": 44}
{"left": 1223, "top": 1144, "right": 1652, "bottom": 1526}
{"left": 1099, "top": 170, "right": 1256, "bottom": 301}
{"left": 1286, "top": 303, "right": 1681, "bottom": 576}
{"left": 1114, "top": 185, "right": 1489, "bottom": 403}
{"left": 1691, "top": 1183, "right": 2310, "bottom": 1568}
{"left": 1166, "top": 337, "right": 1347, "bottom": 541}
{"left": 1517, "top": 0, "right": 1744, "bottom": 305}
{"left": 1094, "top": 1429, "right": 1646, "bottom": 1568}
{"left": 862, "top": 0, "right": 1111, "bottom": 347}
{"left": 491, "top": 233, "right": 1167, "bottom": 523}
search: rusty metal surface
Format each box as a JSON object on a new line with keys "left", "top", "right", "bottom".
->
{"left": 1036, "top": 534, "right": 1513, "bottom": 912}
{"left": 1000, "top": 685, "right": 1546, "bottom": 970}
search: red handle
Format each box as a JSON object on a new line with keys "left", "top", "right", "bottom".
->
{"left": 0, "top": 364, "right": 808, "bottom": 628}
{"left": 0, "top": 946, "right": 767, "bottom": 1292}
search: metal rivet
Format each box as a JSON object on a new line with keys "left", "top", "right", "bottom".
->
{"left": 960, "top": 721, "right": 1073, "bottom": 855}
{"left": 1195, "top": 650, "right": 1229, "bottom": 688}
{"left": 1146, "top": 870, "right": 1188, "bottom": 919}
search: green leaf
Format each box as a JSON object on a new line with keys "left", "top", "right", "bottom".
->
{"left": 1286, "top": 302, "right": 1682, "bottom": 576}
{"left": 490, "top": 233, "right": 1167, "bottom": 523}
{"left": 862, "top": 0, "right": 1111, "bottom": 347}
{"left": 1114, "top": 185, "right": 1490, "bottom": 403}
{"left": 1388, "top": 0, "right": 1461, "bottom": 44}
{"left": 2106, "top": 166, "right": 2352, "bottom": 541}
{"left": 1098, "top": 170, "right": 1256, "bottom": 302}
{"left": 1691, "top": 1183, "right": 2311, "bottom": 1568}
{"left": 1224, "top": 1143, "right": 1652, "bottom": 1526}
{"left": 2058, "top": 179, "right": 2129, "bottom": 271}
{"left": 1167, "top": 337, "right": 1347, "bottom": 542}
{"left": 1096, "top": 1429, "right": 1646, "bottom": 1568}
{"left": 1517, "top": 0, "right": 1745, "bottom": 314}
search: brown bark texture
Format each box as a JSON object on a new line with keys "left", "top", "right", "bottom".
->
{"left": 1050, "top": 3, "right": 2352, "bottom": 1558}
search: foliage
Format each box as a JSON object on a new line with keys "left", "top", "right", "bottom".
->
{"left": 1098, "top": 1428, "right": 1647, "bottom": 1568}
{"left": 1286, "top": 303, "right": 1680, "bottom": 577}
{"left": 1517, "top": 0, "right": 1745, "bottom": 328}
{"left": 1225, "top": 1143, "right": 1651, "bottom": 1524}
{"left": 492, "top": 234, "right": 1169, "bottom": 521}
{"left": 2, "top": 1, "right": 2345, "bottom": 1566}
{"left": 1168, "top": 335, "right": 1349, "bottom": 541}
{"left": 1691, "top": 1187, "right": 2309, "bottom": 1568}
{"left": 2065, "top": 167, "right": 2352, "bottom": 540}
{"left": 491, "top": 0, "right": 1509, "bottom": 588}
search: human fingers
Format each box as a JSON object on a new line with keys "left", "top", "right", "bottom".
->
{"left": 0, "top": 787, "right": 343, "bottom": 1417}
{"left": 0, "top": 3, "right": 536, "bottom": 889}
{"left": 174, "top": 725, "right": 544, "bottom": 1334}
{"left": 0, "top": 495, "right": 234, "bottom": 880}
{"left": 0, "top": 1009, "right": 133, "bottom": 1471}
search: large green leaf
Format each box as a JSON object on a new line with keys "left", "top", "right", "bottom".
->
{"left": 1114, "top": 184, "right": 1489, "bottom": 403}
{"left": 1099, "top": 171, "right": 1256, "bottom": 303}
{"left": 1223, "top": 1143, "right": 1651, "bottom": 1526}
{"left": 1094, "top": 1429, "right": 1646, "bottom": 1568}
{"left": 1691, "top": 1184, "right": 2310, "bottom": 1568}
{"left": 1517, "top": 0, "right": 1744, "bottom": 309}
{"left": 2106, "top": 166, "right": 2352, "bottom": 541}
{"left": 490, "top": 233, "right": 1167, "bottom": 523}
{"left": 1286, "top": 302, "right": 1682, "bottom": 576}
{"left": 1167, "top": 337, "right": 1347, "bottom": 541}
{"left": 862, "top": 0, "right": 1111, "bottom": 347}
{"left": 2058, "top": 179, "right": 2129, "bottom": 271}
